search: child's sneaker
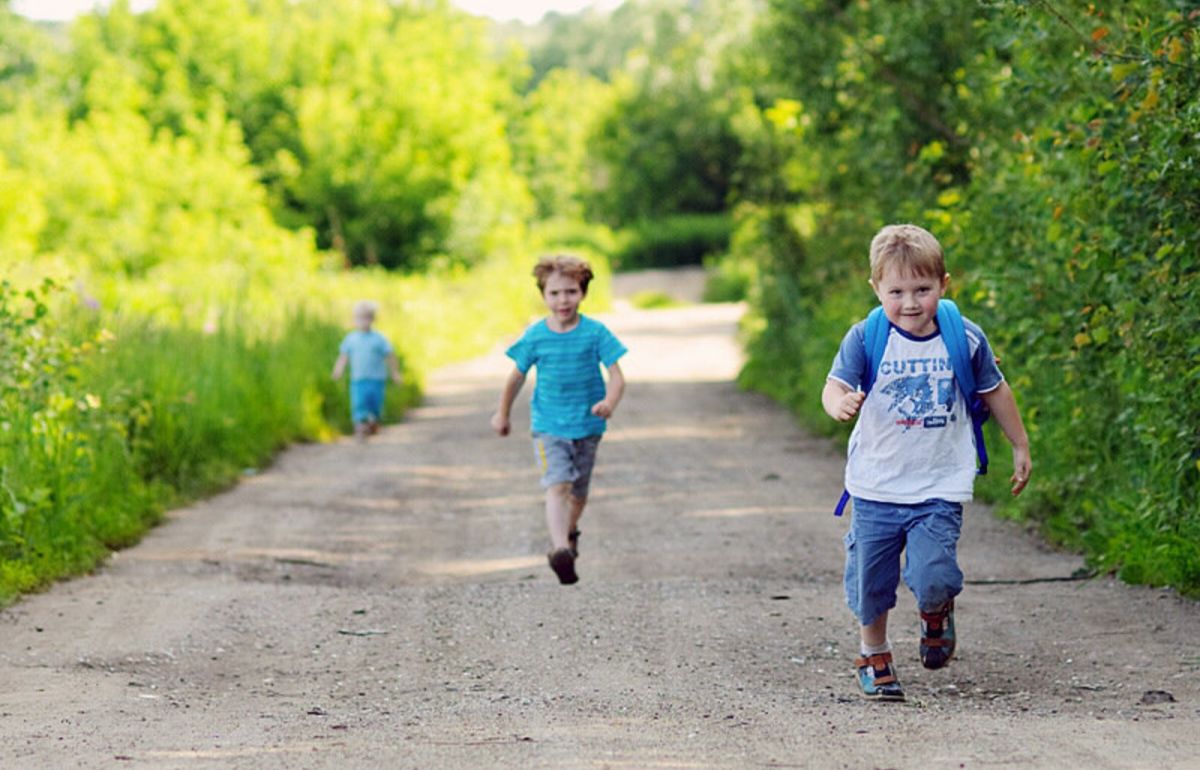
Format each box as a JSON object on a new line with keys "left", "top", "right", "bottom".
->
{"left": 854, "top": 651, "right": 905, "bottom": 701}
{"left": 547, "top": 547, "right": 578, "bottom": 585}
{"left": 919, "top": 600, "right": 956, "bottom": 669}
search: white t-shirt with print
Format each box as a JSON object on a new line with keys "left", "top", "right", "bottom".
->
{"left": 827, "top": 317, "right": 1004, "bottom": 504}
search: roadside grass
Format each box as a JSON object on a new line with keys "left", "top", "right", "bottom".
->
{"left": 629, "top": 290, "right": 685, "bottom": 309}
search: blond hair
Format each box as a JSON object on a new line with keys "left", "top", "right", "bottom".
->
{"left": 869, "top": 224, "right": 945, "bottom": 282}
{"left": 532, "top": 254, "right": 594, "bottom": 294}
{"left": 352, "top": 300, "right": 378, "bottom": 320}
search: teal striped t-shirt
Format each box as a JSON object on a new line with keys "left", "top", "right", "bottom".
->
{"left": 506, "top": 315, "right": 628, "bottom": 439}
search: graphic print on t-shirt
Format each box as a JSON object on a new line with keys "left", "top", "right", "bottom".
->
{"left": 878, "top": 356, "right": 957, "bottom": 430}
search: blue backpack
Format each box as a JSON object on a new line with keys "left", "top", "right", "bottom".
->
{"left": 833, "top": 298, "right": 989, "bottom": 516}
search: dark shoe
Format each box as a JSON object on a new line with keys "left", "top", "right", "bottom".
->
{"left": 366, "top": 419, "right": 380, "bottom": 435}
{"left": 854, "top": 651, "right": 905, "bottom": 701}
{"left": 920, "top": 600, "right": 956, "bottom": 669}
{"left": 568, "top": 528, "right": 580, "bottom": 558}
{"left": 548, "top": 547, "right": 578, "bottom": 585}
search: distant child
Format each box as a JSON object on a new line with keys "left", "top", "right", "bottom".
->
{"left": 491, "top": 255, "right": 627, "bottom": 585}
{"left": 822, "top": 224, "right": 1032, "bottom": 701}
{"left": 332, "top": 301, "right": 403, "bottom": 441}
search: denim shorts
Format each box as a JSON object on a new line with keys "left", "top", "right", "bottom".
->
{"left": 349, "top": 379, "right": 386, "bottom": 423}
{"left": 843, "top": 497, "right": 964, "bottom": 626}
{"left": 532, "top": 433, "right": 602, "bottom": 499}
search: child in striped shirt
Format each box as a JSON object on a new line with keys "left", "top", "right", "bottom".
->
{"left": 491, "top": 255, "right": 627, "bottom": 585}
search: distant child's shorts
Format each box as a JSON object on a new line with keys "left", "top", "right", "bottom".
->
{"left": 532, "top": 433, "right": 602, "bottom": 499}
{"left": 843, "top": 497, "right": 964, "bottom": 626}
{"left": 350, "top": 379, "right": 386, "bottom": 423}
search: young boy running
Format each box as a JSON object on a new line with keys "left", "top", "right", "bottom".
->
{"left": 491, "top": 255, "right": 627, "bottom": 585}
{"left": 332, "top": 301, "right": 403, "bottom": 441}
{"left": 822, "top": 224, "right": 1032, "bottom": 701}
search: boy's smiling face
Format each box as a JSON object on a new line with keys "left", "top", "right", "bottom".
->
{"left": 542, "top": 270, "right": 584, "bottom": 330}
{"left": 872, "top": 266, "right": 949, "bottom": 337}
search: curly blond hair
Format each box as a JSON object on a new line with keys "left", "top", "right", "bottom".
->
{"left": 532, "top": 254, "right": 594, "bottom": 294}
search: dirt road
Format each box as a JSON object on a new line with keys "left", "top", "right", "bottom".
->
{"left": 3, "top": 278, "right": 1199, "bottom": 769}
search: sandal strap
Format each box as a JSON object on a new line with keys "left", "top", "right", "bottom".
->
{"left": 854, "top": 652, "right": 894, "bottom": 669}
{"left": 921, "top": 637, "right": 951, "bottom": 647}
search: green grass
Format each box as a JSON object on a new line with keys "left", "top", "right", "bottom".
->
{"left": 629, "top": 290, "right": 685, "bottom": 309}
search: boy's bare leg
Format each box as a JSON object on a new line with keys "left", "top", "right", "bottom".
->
{"left": 568, "top": 495, "right": 587, "bottom": 533}
{"left": 545, "top": 483, "right": 573, "bottom": 551}
{"left": 861, "top": 612, "right": 889, "bottom": 650}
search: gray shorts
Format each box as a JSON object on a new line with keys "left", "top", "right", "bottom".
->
{"left": 532, "top": 433, "right": 602, "bottom": 499}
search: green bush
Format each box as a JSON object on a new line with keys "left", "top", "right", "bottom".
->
{"left": 702, "top": 249, "right": 756, "bottom": 303}
{"left": 629, "top": 290, "right": 684, "bottom": 309}
{"left": 614, "top": 213, "right": 733, "bottom": 270}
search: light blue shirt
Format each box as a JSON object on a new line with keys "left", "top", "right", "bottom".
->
{"left": 339, "top": 330, "right": 393, "bottom": 382}
{"left": 506, "top": 315, "right": 627, "bottom": 439}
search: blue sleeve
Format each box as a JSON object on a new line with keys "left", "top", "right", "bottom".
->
{"left": 595, "top": 322, "right": 628, "bottom": 367}
{"left": 966, "top": 320, "right": 1004, "bottom": 393}
{"left": 506, "top": 325, "right": 537, "bottom": 374}
{"left": 827, "top": 321, "right": 867, "bottom": 390}
{"left": 339, "top": 334, "right": 352, "bottom": 355}
{"left": 377, "top": 333, "right": 393, "bottom": 356}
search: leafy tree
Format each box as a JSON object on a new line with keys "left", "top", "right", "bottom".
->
{"left": 63, "top": 0, "right": 530, "bottom": 268}
{"left": 579, "top": 0, "right": 756, "bottom": 224}
{"left": 509, "top": 68, "right": 615, "bottom": 221}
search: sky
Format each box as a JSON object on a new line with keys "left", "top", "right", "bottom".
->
{"left": 12, "top": 0, "right": 620, "bottom": 24}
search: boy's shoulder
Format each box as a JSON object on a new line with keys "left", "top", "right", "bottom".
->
{"left": 343, "top": 329, "right": 390, "bottom": 347}
{"left": 959, "top": 315, "right": 988, "bottom": 341}
{"left": 577, "top": 314, "right": 607, "bottom": 332}
{"left": 519, "top": 318, "right": 550, "bottom": 338}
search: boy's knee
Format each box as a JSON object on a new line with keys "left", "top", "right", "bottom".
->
{"left": 907, "top": 561, "right": 963, "bottom": 610}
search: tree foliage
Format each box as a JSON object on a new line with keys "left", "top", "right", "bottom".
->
{"left": 62, "top": 0, "right": 530, "bottom": 268}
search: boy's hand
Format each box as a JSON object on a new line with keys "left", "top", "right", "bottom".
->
{"left": 391, "top": 372, "right": 404, "bottom": 385}
{"left": 591, "top": 400, "right": 615, "bottom": 419}
{"left": 1009, "top": 446, "right": 1032, "bottom": 496}
{"left": 832, "top": 391, "right": 866, "bottom": 422}
{"left": 490, "top": 412, "right": 511, "bottom": 437}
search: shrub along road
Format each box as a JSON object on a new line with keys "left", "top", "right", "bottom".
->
{"left": 2, "top": 284, "right": 1198, "bottom": 768}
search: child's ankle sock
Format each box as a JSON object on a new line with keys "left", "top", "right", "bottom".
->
{"left": 861, "top": 640, "right": 891, "bottom": 656}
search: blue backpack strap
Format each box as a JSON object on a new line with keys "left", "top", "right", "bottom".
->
{"left": 937, "top": 299, "right": 989, "bottom": 475}
{"left": 835, "top": 308, "right": 890, "bottom": 516}
{"left": 861, "top": 306, "right": 889, "bottom": 395}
